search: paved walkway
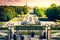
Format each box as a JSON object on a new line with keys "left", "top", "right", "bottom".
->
{"left": 17, "top": 35, "right": 47, "bottom": 40}
{"left": 0, "top": 32, "right": 7, "bottom": 36}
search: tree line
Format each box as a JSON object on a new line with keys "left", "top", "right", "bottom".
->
{"left": 34, "top": 4, "right": 60, "bottom": 21}
{"left": 0, "top": 6, "right": 29, "bottom": 21}
{"left": 0, "top": 4, "right": 60, "bottom": 21}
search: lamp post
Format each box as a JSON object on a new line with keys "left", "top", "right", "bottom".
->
{"left": 8, "top": 23, "right": 14, "bottom": 40}
{"left": 46, "top": 24, "right": 50, "bottom": 40}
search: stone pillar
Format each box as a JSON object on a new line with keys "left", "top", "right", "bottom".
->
{"left": 46, "top": 25, "right": 50, "bottom": 40}
{"left": 47, "top": 26, "right": 50, "bottom": 40}
{"left": 45, "top": 26, "right": 48, "bottom": 39}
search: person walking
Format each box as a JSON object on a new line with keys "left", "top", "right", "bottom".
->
{"left": 20, "top": 33, "right": 24, "bottom": 40}
{"left": 13, "top": 33, "right": 17, "bottom": 40}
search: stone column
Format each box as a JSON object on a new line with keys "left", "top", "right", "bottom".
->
{"left": 46, "top": 25, "right": 50, "bottom": 40}
{"left": 47, "top": 26, "right": 50, "bottom": 40}
{"left": 45, "top": 26, "right": 48, "bottom": 39}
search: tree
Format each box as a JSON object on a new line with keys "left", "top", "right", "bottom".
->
{"left": 57, "top": 6, "right": 60, "bottom": 19}
{"left": 15, "top": 6, "right": 23, "bottom": 15}
{"left": 0, "top": 6, "right": 17, "bottom": 21}
{"left": 15, "top": 6, "right": 29, "bottom": 15}
{"left": 34, "top": 7, "right": 42, "bottom": 17}
{"left": 34, "top": 7, "right": 46, "bottom": 17}
{"left": 6, "top": 7, "right": 17, "bottom": 21}
{"left": 39, "top": 8, "right": 46, "bottom": 17}
{"left": 0, "top": 6, "right": 7, "bottom": 21}
{"left": 51, "top": 4, "right": 57, "bottom": 8}
{"left": 23, "top": 6, "right": 29, "bottom": 14}
{"left": 45, "top": 4, "right": 59, "bottom": 21}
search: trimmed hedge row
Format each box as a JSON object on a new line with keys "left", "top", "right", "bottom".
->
{"left": 51, "top": 26, "right": 60, "bottom": 30}
{"left": 18, "top": 32, "right": 39, "bottom": 35}
{"left": 15, "top": 25, "right": 45, "bottom": 30}
{"left": 15, "top": 25, "right": 60, "bottom": 30}
{"left": 0, "top": 27, "right": 8, "bottom": 30}
{"left": 0, "top": 25, "right": 60, "bottom": 30}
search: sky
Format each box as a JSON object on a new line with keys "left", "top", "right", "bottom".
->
{"left": 0, "top": 0, "right": 60, "bottom": 7}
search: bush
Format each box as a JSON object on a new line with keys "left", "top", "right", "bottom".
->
{"left": 0, "top": 6, "right": 17, "bottom": 21}
{"left": 15, "top": 25, "right": 45, "bottom": 30}
{"left": 0, "top": 27, "right": 8, "bottom": 30}
{"left": 50, "top": 25, "right": 60, "bottom": 30}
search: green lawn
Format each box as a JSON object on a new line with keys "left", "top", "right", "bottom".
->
{"left": 18, "top": 32, "right": 39, "bottom": 35}
{"left": 50, "top": 32, "right": 57, "bottom": 34}
{"left": 0, "top": 22, "right": 4, "bottom": 25}
{"left": 56, "top": 20, "right": 60, "bottom": 24}
{"left": 58, "top": 35, "right": 60, "bottom": 36}
{"left": 10, "top": 15, "right": 25, "bottom": 22}
{"left": 0, "top": 31, "right": 57, "bottom": 35}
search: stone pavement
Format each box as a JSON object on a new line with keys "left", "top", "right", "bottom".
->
{"left": 17, "top": 35, "right": 47, "bottom": 40}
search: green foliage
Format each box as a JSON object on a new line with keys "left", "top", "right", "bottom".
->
{"left": 6, "top": 7, "right": 17, "bottom": 20}
{"left": 45, "top": 8, "right": 57, "bottom": 21}
{"left": 23, "top": 6, "right": 29, "bottom": 14}
{"left": 34, "top": 7, "right": 46, "bottom": 17}
{"left": 45, "top": 4, "right": 59, "bottom": 21}
{"left": 15, "top": 25, "right": 45, "bottom": 30}
{"left": 18, "top": 32, "right": 38, "bottom": 35}
{"left": 0, "top": 22, "right": 4, "bottom": 25}
{"left": 0, "top": 6, "right": 29, "bottom": 21}
{"left": 0, "top": 4, "right": 60, "bottom": 21}
{"left": 51, "top": 4, "right": 57, "bottom": 7}
{"left": 15, "top": 6, "right": 23, "bottom": 14}
{"left": 15, "top": 6, "right": 29, "bottom": 15}
{"left": 51, "top": 26, "right": 60, "bottom": 30}
{"left": 57, "top": 6, "right": 60, "bottom": 19}
{"left": 0, "top": 27, "right": 8, "bottom": 30}
{"left": 0, "top": 6, "right": 7, "bottom": 21}
{"left": 34, "top": 7, "right": 42, "bottom": 17}
{"left": 0, "top": 6, "right": 17, "bottom": 21}
{"left": 50, "top": 32, "right": 57, "bottom": 34}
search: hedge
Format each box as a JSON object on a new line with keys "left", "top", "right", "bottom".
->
{"left": 0, "top": 27, "right": 8, "bottom": 30}
{"left": 15, "top": 25, "right": 45, "bottom": 30}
